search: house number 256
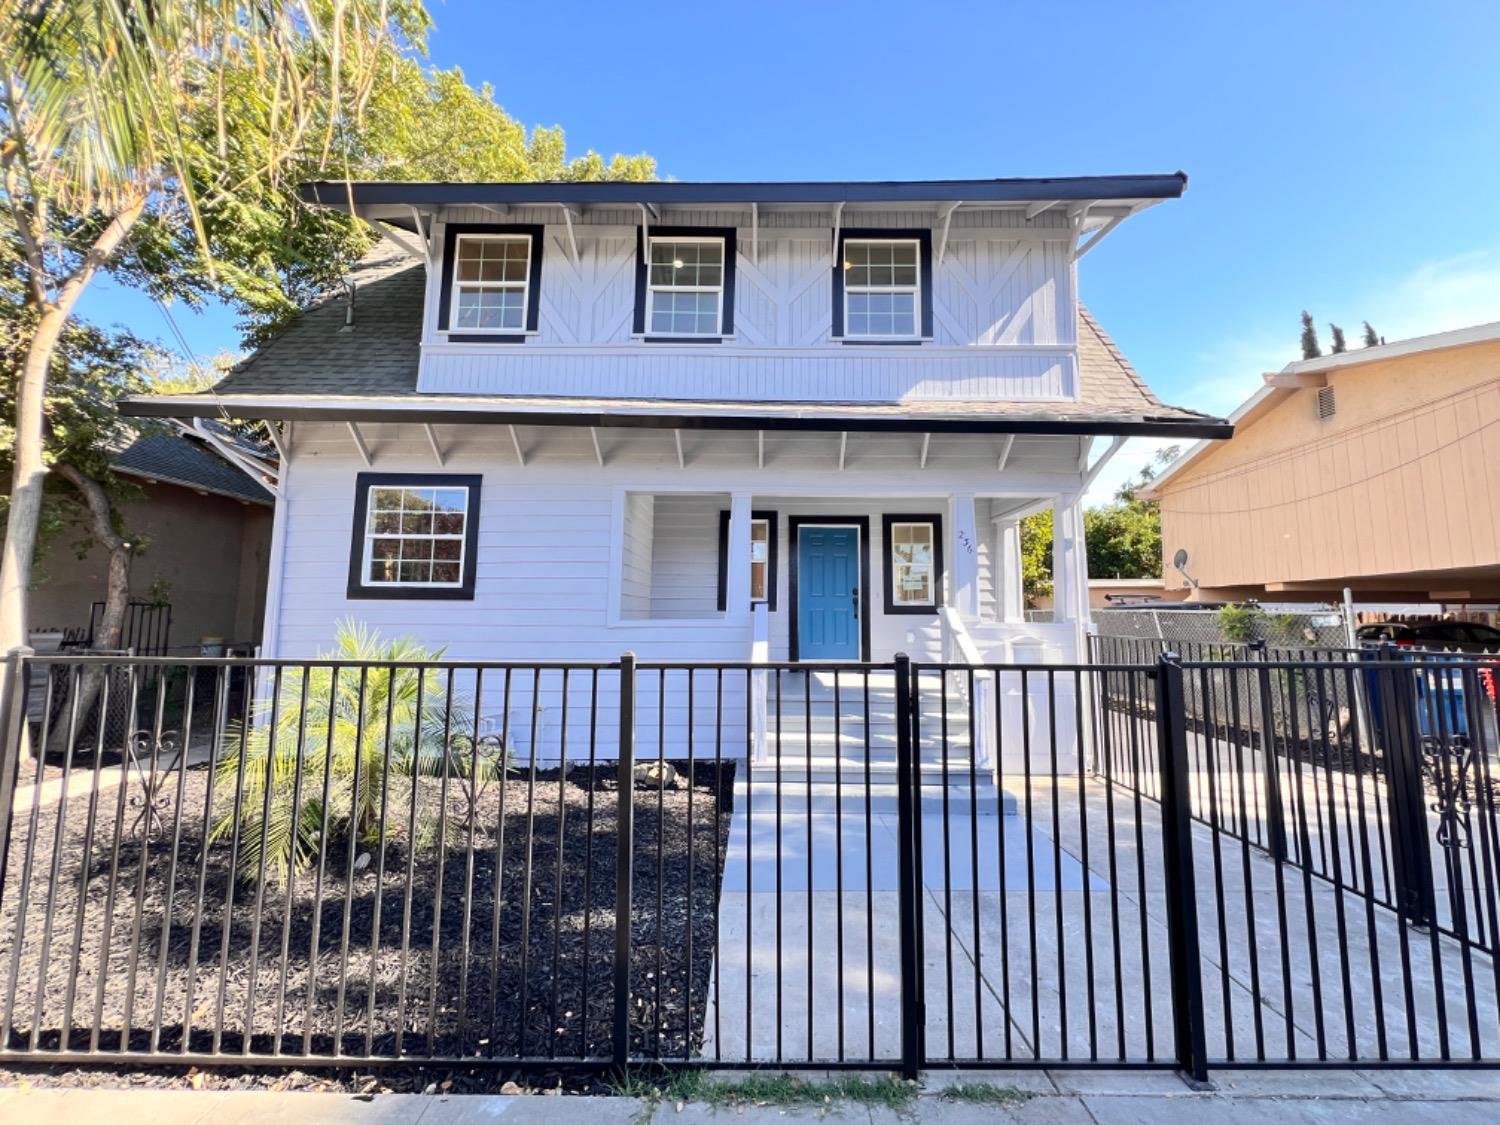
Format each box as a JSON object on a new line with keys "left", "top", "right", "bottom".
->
{"left": 957, "top": 530, "right": 975, "bottom": 555}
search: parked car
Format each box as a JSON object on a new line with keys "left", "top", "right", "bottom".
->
{"left": 1357, "top": 620, "right": 1500, "bottom": 653}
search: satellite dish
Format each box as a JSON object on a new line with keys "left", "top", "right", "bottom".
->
{"left": 1171, "top": 548, "right": 1200, "bottom": 589}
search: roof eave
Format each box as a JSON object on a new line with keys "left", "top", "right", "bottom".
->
{"left": 119, "top": 394, "right": 1231, "bottom": 440}
{"left": 298, "top": 172, "right": 1188, "bottom": 211}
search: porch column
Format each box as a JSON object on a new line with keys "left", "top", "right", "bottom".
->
{"left": 724, "top": 491, "right": 754, "bottom": 617}
{"left": 949, "top": 492, "right": 980, "bottom": 618}
{"left": 996, "top": 519, "right": 1025, "bottom": 623}
{"left": 1051, "top": 496, "right": 1090, "bottom": 625}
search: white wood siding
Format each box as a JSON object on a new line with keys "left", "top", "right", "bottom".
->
{"left": 620, "top": 492, "right": 654, "bottom": 618}
{"left": 648, "top": 493, "right": 722, "bottom": 619}
{"left": 417, "top": 206, "right": 1078, "bottom": 403}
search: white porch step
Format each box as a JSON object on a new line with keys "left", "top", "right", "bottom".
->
{"left": 741, "top": 777, "right": 1014, "bottom": 816}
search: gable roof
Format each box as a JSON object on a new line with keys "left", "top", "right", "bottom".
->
{"left": 1143, "top": 318, "right": 1500, "bottom": 495}
{"left": 112, "top": 430, "right": 273, "bottom": 504}
{"left": 126, "top": 238, "right": 1228, "bottom": 438}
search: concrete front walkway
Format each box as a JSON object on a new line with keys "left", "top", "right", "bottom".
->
{"left": 3, "top": 1069, "right": 1499, "bottom": 1123}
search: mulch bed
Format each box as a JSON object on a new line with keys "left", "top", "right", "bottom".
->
{"left": 0, "top": 755, "right": 735, "bottom": 1087}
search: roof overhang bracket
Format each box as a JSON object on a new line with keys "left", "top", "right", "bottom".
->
{"left": 590, "top": 426, "right": 605, "bottom": 467}
{"left": 478, "top": 204, "right": 510, "bottom": 219}
{"left": 935, "top": 201, "right": 962, "bottom": 264}
{"left": 639, "top": 203, "right": 651, "bottom": 257}
{"left": 1025, "top": 200, "right": 1058, "bottom": 220}
{"left": 1074, "top": 209, "right": 1131, "bottom": 260}
{"left": 1066, "top": 201, "right": 1094, "bottom": 256}
{"left": 757, "top": 430, "right": 765, "bottom": 469}
{"left": 920, "top": 432, "right": 931, "bottom": 469}
{"left": 422, "top": 423, "right": 445, "bottom": 467}
{"left": 347, "top": 421, "right": 372, "bottom": 467}
{"left": 838, "top": 431, "right": 848, "bottom": 471}
{"left": 996, "top": 433, "right": 1016, "bottom": 472}
{"left": 375, "top": 221, "right": 431, "bottom": 267}
{"left": 188, "top": 417, "right": 282, "bottom": 499}
{"left": 561, "top": 204, "right": 582, "bottom": 267}
{"left": 830, "top": 201, "right": 845, "bottom": 259}
{"left": 1081, "top": 435, "right": 1127, "bottom": 490}
{"left": 509, "top": 424, "right": 526, "bottom": 467}
{"left": 750, "top": 202, "right": 758, "bottom": 266}
{"left": 674, "top": 429, "right": 685, "bottom": 469}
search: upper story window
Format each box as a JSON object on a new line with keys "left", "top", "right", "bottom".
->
{"left": 833, "top": 228, "right": 933, "bottom": 344}
{"left": 438, "top": 224, "right": 544, "bottom": 342}
{"left": 347, "top": 473, "right": 483, "bottom": 600}
{"left": 843, "top": 240, "right": 919, "bottom": 339}
{"left": 634, "top": 226, "right": 736, "bottom": 342}
{"left": 452, "top": 235, "right": 531, "bottom": 331}
{"left": 882, "top": 513, "right": 943, "bottom": 614}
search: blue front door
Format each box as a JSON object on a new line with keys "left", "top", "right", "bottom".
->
{"left": 797, "top": 526, "right": 861, "bottom": 660}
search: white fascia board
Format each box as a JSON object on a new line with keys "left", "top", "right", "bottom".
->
{"left": 1280, "top": 319, "right": 1500, "bottom": 377}
{"left": 1142, "top": 382, "right": 1279, "bottom": 494}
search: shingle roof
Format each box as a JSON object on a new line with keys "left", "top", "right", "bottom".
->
{"left": 152, "top": 238, "right": 1222, "bottom": 433}
{"left": 113, "top": 432, "right": 272, "bottom": 504}
{"left": 213, "top": 239, "right": 422, "bottom": 397}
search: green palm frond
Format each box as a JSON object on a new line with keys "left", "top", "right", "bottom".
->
{"left": 210, "top": 620, "right": 482, "bottom": 886}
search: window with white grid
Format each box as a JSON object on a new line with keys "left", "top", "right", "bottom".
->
{"left": 890, "top": 521, "right": 936, "bottom": 606}
{"left": 362, "top": 485, "right": 469, "bottom": 587}
{"left": 647, "top": 237, "right": 725, "bottom": 336}
{"left": 842, "top": 239, "right": 920, "bottom": 339}
{"left": 451, "top": 234, "right": 531, "bottom": 332}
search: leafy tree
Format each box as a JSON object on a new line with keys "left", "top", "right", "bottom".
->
{"left": 1362, "top": 321, "right": 1380, "bottom": 348}
{"left": 1299, "top": 311, "right": 1321, "bottom": 359}
{"left": 1020, "top": 510, "right": 1053, "bottom": 606}
{"left": 1081, "top": 444, "right": 1181, "bottom": 581}
{"left": 1329, "top": 323, "right": 1347, "bottom": 353}
{"left": 0, "top": 1, "right": 430, "bottom": 670}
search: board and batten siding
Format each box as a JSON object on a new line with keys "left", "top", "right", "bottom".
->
{"left": 416, "top": 205, "right": 1078, "bottom": 403}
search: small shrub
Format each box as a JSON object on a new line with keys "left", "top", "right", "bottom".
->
{"left": 210, "top": 620, "right": 502, "bottom": 885}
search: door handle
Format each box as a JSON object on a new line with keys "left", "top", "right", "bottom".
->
{"left": 852, "top": 585, "right": 859, "bottom": 619}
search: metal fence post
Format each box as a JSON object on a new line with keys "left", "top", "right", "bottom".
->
{"left": 1154, "top": 653, "right": 1210, "bottom": 1083}
{"left": 1371, "top": 643, "right": 1436, "bottom": 929}
{"left": 1250, "top": 640, "right": 1288, "bottom": 861}
{"left": 0, "top": 646, "right": 34, "bottom": 899}
{"left": 893, "top": 652, "right": 924, "bottom": 1079}
{"left": 612, "top": 652, "right": 637, "bottom": 1070}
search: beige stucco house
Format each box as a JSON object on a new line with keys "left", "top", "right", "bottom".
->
{"left": 1143, "top": 321, "right": 1500, "bottom": 603}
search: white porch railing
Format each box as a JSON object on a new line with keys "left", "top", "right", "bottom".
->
{"left": 750, "top": 603, "right": 770, "bottom": 764}
{"left": 938, "top": 607, "right": 996, "bottom": 774}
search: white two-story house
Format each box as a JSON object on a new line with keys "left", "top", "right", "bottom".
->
{"left": 125, "top": 175, "right": 1227, "bottom": 764}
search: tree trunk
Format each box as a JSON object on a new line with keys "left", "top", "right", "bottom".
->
{"left": 0, "top": 194, "right": 145, "bottom": 730}
{"left": 48, "top": 464, "right": 131, "bottom": 754}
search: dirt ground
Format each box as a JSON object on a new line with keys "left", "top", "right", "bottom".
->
{"left": 0, "top": 755, "right": 735, "bottom": 1087}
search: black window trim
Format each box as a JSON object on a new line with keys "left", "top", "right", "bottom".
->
{"left": 717, "top": 509, "right": 778, "bottom": 611}
{"left": 881, "top": 512, "right": 944, "bottom": 615}
{"left": 832, "top": 227, "right": 934, "bottom": 343}
{"left": 347, "top": 472, "right": 483, "bottom": 600}
{"left": 437, "top": 223, "right": 545, "bottom": 343}
{"left": 634, "top": 225, "right": 737, "bottom": 343}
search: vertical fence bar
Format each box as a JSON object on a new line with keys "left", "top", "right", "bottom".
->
{"left": 1373, "top": 648, "right": 1436, "bottom": 929}
{"left": 1251, "top": 641, "right": 1288, "bottom": 862}
{"left": 612, "top": 653, "right": 636, "bottom": 1069}
{"left": 0, "top": 647, "right": 33, "bottom": 908}
{"left": 1154, "top": 654, "right": 1209, "bottom": 1082}
{"left": 893, "top": 653, "right": 923, "bottom": 1079}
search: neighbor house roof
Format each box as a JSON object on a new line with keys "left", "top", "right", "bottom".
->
{"left": 1142, "top": 318, "right": 1500, "bottom": 495}
{"left": 112, "top": 430, "right": 273, "bottom": 505}
{"left": 121, "top": 236, "right": 1228, "bottom": 439}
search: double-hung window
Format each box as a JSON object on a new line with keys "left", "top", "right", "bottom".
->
{"left": 438, "top": 224, "right": 543, "bottom": 339}
{"left": 881, "top": 514, "right": 943, "bottom": 613}
{"left": 348, "top": 474, "right": 483, "bottom": 600}
{"left": 635, "top": 227, "right": 736, "bottom": 340}
{"left": 648, "top": 237, "right": 724, "bottom": 336}
{"left": 842, "top": 239, "right": 921, "bottom": 339}
{"left": 451, "top": 234, "right": 531, "bottom": 332}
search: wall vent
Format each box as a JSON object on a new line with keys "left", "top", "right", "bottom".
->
{"left": 1316, "top": 385, "right": 1336, "bottom": 420}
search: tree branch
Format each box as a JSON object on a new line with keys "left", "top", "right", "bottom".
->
{"left": 52, "top": 462, "right": 125, "bottom": 554}
{"left": 51, "top": 191, "right": 149, "bottom": 321}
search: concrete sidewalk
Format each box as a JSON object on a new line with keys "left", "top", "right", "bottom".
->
{"left": 2, "top": 1069, "right": 1499, "bottom": 1123}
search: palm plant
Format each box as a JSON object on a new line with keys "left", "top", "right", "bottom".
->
{"left": 211, "top": 620, "right": 501, "bottom": 887}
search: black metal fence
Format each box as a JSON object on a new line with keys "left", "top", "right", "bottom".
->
{"left": 0, "top": 648, "right": 1497, "bottom": 1079}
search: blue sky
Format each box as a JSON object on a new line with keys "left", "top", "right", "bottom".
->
{"left": 81, "top": 0, "right": 1500, "bottom": 501}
